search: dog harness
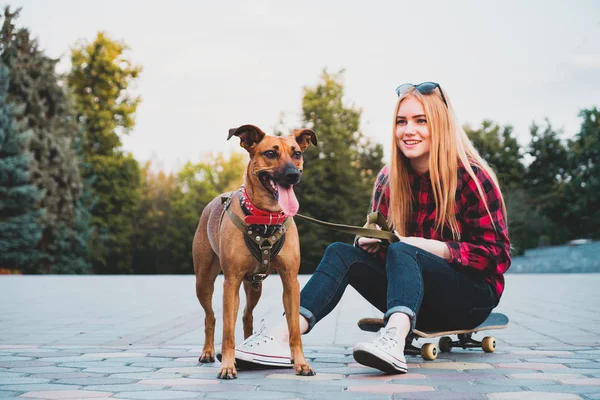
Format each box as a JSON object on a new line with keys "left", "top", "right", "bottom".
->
{"left": 221, "top": 187, "right": 291, "bottom": 290}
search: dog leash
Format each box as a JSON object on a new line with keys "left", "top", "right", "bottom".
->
{"left": 294, "top": 212, "right": 399, "bottom": 243}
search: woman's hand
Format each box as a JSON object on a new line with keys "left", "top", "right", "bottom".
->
{"left": 357, "top": 221, "right": 382, "bottom": 253}
{"left": 357, "top": 237, "right": 382, "bottom": 253}
{"left": 394, "top": 231, "right": 451, "bottom": 260}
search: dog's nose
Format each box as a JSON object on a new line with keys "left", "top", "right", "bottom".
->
{"left": 285, "top": 171, "right": 300, "bottom": 185}
{"left": 283, "top": 165, "right": 301, "bottom": 185}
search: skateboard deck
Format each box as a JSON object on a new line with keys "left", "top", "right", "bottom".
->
{"left": 357, "top": 312, "right": 509, "bottom": 360}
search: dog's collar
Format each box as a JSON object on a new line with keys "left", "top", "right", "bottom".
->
{"left": 239, "top": 186, "right": 287, "bottom": 225}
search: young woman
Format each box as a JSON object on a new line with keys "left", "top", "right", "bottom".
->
{"left": 232, "top": 82, "right": 511, "bottom": 374}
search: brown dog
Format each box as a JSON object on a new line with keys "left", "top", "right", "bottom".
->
{"left": 193, "top": 124, "right": 317, "bottom": 379}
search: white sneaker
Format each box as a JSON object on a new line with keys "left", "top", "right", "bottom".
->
{"left": 352, "top": 326, "right": 408, "bottom": 374}
{"left": 234, "top": 319, "right": 293, "bottom": 368}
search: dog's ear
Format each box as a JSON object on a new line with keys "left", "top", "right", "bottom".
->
{"left": 227, "top": 125, "right": 266, "bottom": 152}
{"left": 292, "top": 129, "right": 318, "bottom": 152}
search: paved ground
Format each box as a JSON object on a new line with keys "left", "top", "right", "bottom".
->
{"left": 1, "top": 274, "right": 600, "bottom": 399}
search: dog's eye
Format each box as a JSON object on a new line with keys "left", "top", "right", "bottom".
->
{"left": 263, "top": 150, "right": 278, "bottom": 159}
{"left": 293, "top": 151, "right": 302, "bottom": 159}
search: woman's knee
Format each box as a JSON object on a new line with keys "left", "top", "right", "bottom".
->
{"left": 315, "top": 242, "right": 360, "bottom": 274}
{"left": 387, "top": 241, "right": 419, "bottom": 260}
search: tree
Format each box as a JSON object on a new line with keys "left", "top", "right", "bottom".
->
{"left": 1, "top": 6, "right": 91, "bottom": 273}
{"left": 67, "top": 32, "right": 142, "bottom": 273}
{"left": 464, "top": 120, "right": 525, "bottom": 189}
{"left": 0, "top": 65, "right": 43, "bottom": 272}
{"left": 131, "top": 153, "right": 246, "bottom": 274}
{"left": 295, "top": 70, "right": 384, "bottom": 273}
{"left": 565, "top": 108, "right": 600, "bottom": 239}
{"left": 522, "top": 120, "right": 570, "bottom": 244}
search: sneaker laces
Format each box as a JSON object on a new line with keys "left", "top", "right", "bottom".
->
{"left": 241, "top": 318, "right": 274, "bottom": 348}
{"left": 372, "top": 326, "right": 400, "bottom": 350}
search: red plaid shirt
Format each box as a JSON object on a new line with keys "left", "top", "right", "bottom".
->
{"left": 371, "top": 164, "right": 511, "bottom": 300}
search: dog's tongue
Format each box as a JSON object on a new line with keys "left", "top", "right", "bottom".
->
{"left": 277, "top": 184, "right": 299, "bottom": 216}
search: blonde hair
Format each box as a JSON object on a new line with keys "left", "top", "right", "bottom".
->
{"left": 387, "top": 87, "right": 506, "bottom": 240}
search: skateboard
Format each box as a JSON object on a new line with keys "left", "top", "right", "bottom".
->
{"left": 357, "top": 312, "right": 509, "bottom": 361}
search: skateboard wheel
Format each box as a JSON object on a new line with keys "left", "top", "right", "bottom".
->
{"left": 482, "top": 336, "right": 496, "bottom": 353}
{"left": 421, "top": 343, "right": 438, "bottom": 360}
{"left": 439, "top": 336, "right": 453, "bottom": 353}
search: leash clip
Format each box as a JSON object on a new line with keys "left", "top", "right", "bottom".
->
{"left": 251, "top": 273, "right": 268, "bottom": 283}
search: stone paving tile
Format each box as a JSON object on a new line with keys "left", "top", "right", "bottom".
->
{"left": 84, "top": 384, "right": 166, "bottom": 391}
{"left": 304, "top": 392, "right": 392, "bottom": 400}
{"left": 205, "top": 391, "right": 299, "bottom": 399}
{"left": 303, "top": 362, "right": 346, "bottom": 369}
{"left": 569, "top": 363, "right": 600, "bottom": 369}
{"left": 54, "top": 377, "right": 137, "bottom": 385}
{"left": 57, "top": 361, "right": 129, "bottom": 368}
{"left": 0, "top": 377, "right": 49, "bottom": 385}
{"left": 111, "top": 390, "right": 200, "bottom": 399}
{"left": 258, "top": 383, "right": 342, "bottom": 392}
{"left": 525, "top": 358, "right": 594, "bottom": 364}
{"left": 29, "top": 373, "right": 107, "bottom": 379}
{"left": 82, "top": 367, "right": 155, "bottom": 374}
{"left": 138, "top": 378, "right": 220, "bottom": 386}
{"left": 156, "top": 367, "right": 210, "bottom": 375}
{"left": 174, "top": 383, "right": 255, "bottom": 392}
{"left": 347, "top": 373, "right": 427, "bottom": 381}
{"left": 0, "top": 373, "right": 23, "bottom": 379}
{"left": 0, "top": 383, "right": 81, "bottom": 392}
{"left": 495, "top": 362, "right": 569, "bottom": 370}
{"left": 0, "top": 362, "right": 54, "bottom": 369}
{"left": 8, "top": 367, "right": 80, "bottom": 374}
{"left": 510, "top": 373, "right": 588, "bottom": 380}
{"left": 266, "top": 372, "right": 344, "bottom": 381}
{"left": 18, "top": 389, "right": 113, "bottom": 399}
{"left": 347, "top": 383, "right": 435, "bottom": 394}
{"left": 81, "top": 353, "right": 148, "bottom": 359}
{"left": 526, "top": 385, "right": 600, "bottom": 394}
{"left": 419, "top": 362, "right": 494, "bottom": 370}
{"left": 0, "top": 357, "right": 33, "bottom": 362}
{"left": 475, "top": 378, "right": 559, "bottom": 386}
{"left": 487, "top": 392, "right": 584, "bottom": 399}
{"left": 393, "top": 392, "right": 487, "bottom": 399}
{"left": 109, "top": 373, "right": 188, "bottom": 380}
{"left": 559, "top": 378, "right": 600, "bottom": 386}
{"left": 512, "top": 351, "right": 575, "bottom": 356}
{"left": 307, "top": 356, "right": 353, "bottom": 364}
{"left": 310, "top": 366, "right": 375, "bottom": 374}
{"left": 130, "top": 362, "right": 199, "bottom": 368}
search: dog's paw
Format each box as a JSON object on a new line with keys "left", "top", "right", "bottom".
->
{"left": 217, "top": 366, "right": 237, "bottom": 380}
{"left": 295, "top": 363, "right": 316, "bottom": 376}
{"left": 198, "top": 351, "right": 215, "bottom": 363}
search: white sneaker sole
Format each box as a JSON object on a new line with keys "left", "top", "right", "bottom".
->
{"left": 234, "top": 348, "right": 293, "bottom": 368}
{"left": 353, "top": 344, "right": 408, "bottom": 374}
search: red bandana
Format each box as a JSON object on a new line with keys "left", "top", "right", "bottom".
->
{"left": 240, "top": 186, "right": 287, "bottom": 225}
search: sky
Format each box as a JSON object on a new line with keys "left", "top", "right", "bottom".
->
{"left": 10, "top": 0, "right": 600, "bottom": 172}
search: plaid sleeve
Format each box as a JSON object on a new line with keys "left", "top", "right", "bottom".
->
{"left": 445, "top": 166, "right": 511, "bottom": 276}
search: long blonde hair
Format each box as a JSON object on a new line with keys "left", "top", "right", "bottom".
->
{"left": 387, "top": 86, "right": 506, "bottom": 240}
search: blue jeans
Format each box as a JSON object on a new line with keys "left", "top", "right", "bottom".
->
{"left": 299, "top": 242, "right": 498, "bottom": 333}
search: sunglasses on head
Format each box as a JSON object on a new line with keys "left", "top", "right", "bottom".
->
{"left": 395, "top": 82, "right": 448, "bottom": 107}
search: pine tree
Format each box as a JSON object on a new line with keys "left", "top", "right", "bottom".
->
{"left": 0, "top": 65, "right": 43, "bottom": 272}
{"left": 1, "top": 6, "right": 91, "bottom": 273}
